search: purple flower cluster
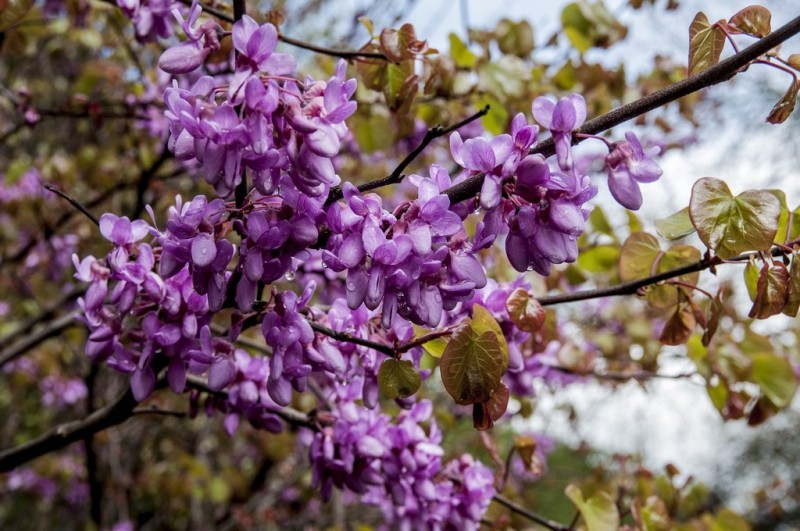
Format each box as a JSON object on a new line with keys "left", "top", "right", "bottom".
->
{"left": 151, "top": 194, "right": 234, "bottom": 311}
{"left": 323, "top": 166, "right": 486, "bottom": 329}
{"left": 74, "top": 213, "right": 235, "bottom": 401}
{"left": 117, "top": 0, "right": 173, "bottom": 42}
{"left": 309, "top": 399, "right": 495, "bottom": 529}
{"left": 448, "top": 98, "right": 598, "bottom": 275}
{"left": 202, "top": 348, "right": 287, "bottom": 435}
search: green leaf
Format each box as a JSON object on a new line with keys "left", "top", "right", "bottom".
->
{"left": 0, "top": 0, "right": 33, "bottom": 31}
{"left": 449, "top": 33, "right": 477, "bottom": 68}
{"left": 688, "top": 12, "right": 726, "bottom": 76}
{"left": 471, "top": 304, "right": 509, "bottom": 372}
{"left": 784, "top": 255, "right": 800, "bottom": 317}
{"left": 767, "top": 79, "right": 798, "bottom": 124}
{"left": 479, "top": 94, "right": 508, "bottom": 135}
{"left": 577, "top": 245, "right": 620, "bottom": 273}
{"left": 688, "top": 177, "right": 781, "bottom": 259}
{"left": 565, "top": 484, "right": 620, "bottom": 531}
{"left": 751, "top": 353, "right": 797, "bottom": 408}
{"left": 627, "top": 210, "right": 643, "bottom": 234}
{"left": 478, "top": 55, "right": 527, "bottom": 100}
{"left": 654, "top": 207, "right": 696, "bottom": 240}
{"left": 562, "top": 3, "right": 593, "bottom": 53}
{"left": 440, "top": 324, "right": 505, "bottom": 406}
{"left": 505, "top": 288, "right": 546, "bottom": 333}
{"left": 495, "top": 18, "right": 534, "bottom": 58}
{"left": 589, "top": 206, "right": 615, "bottom": 238}
{"left": 748, "top": 264, "right": 789, "bottom": 319}
{"left": 728, "top": 5, "right": 772, "bottom": 37}
{"left": 378, "top": 359, "right": 422, "bottom": 399}
{"left": 619, "top": 233, "right": 701, "bottom": 309}
{"left": 744, "top": 261, "right": 760, "bottom": 301}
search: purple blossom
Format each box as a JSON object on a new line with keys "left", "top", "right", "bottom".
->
{"left": 228, "top": 16, "right": 295, "bottom": 101}
{"left": 604, "top": 131, "right": 663, "bottom": 210}
{"left": 532, "top": 94, "right": 586, "bottom": 171}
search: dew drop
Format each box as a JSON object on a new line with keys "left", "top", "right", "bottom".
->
{"left": 473, "top": 206, "right": 482, "bottom": 215}
{"left": 526, "top": 265, "right": 535, "bottom": 272}
{"left": 284, "top": 270, "right": 296, "bottom": 281}
{"left": 321, "top": 261, "right": 328, "bottom": 269}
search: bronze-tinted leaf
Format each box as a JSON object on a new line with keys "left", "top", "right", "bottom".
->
{"left": 784, "top": 255, "right": 800, "bottom": 317}
{"left": 767, "top": 79, "right": 798, "bottom": 124}
{"left": 0, "top": 0, "right": 33, "bottom": 31}
{"left": 748, "top": 264, "right": 789, "bottom": 319}
{"left": 505, "top": 288, "right": 546, "bottom": 333}
{"left": 471, "top": 304, "right": 509, "bottom": 372}
{"left": 377, "top": 358, "right": 422, "bottom": 399}
{"left": 660, "top": 306, "right": 696, "bottom": 346}
{"left": 689, "top": 177, "right": 780, "bottom": 259}
{"left": 440, "top": 324, "right": 505, "bottom": 405}
{"left": 728, "top": 5, "right": 772, "bottom": 37}
{"left": 513, "top": 435, "right": 538, "bottom": 472}
{"left": 702, "top": 291, "right": 724, "bottom": 346}
{"left": 688, "top": 12, "right": 726, "bottom": 76}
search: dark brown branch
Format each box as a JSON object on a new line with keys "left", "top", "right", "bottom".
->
{"left": 444, "top": 14, "right": 800, "bottom": 204}
{"left": 44, "top": 184, "right": 100, "bottom": 226}
{"left": 491, "top": 494, "right": 571, "bottom": 531}
{"left": 177, "top": 0, "right": 388, "bottom": 60}
{"left": 0, "top": 312, "right": 78, "bottom": 369}
{"left": 83, "top": 365, "right": 102, "bottom": 527}
{"left": 537, "top": 245, "right": 785, "bottom": 307}
{"left": 327, "top": 105, "right": 490, "bottom": 204}
{"left": 0, "top": 286, "right": 84, "bottom": 351}
{"left": 232, "top": 0, "right": 248, "bottom": 209}
{"left": 308, "top": 321, "right": 395, "bottom": 357}
{"left": 0, "top": 385, "right": 138, "bottom": 472}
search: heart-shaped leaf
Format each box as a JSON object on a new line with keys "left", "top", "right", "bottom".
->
{"left": 688, "top": 12, "right": 726, "bottom": 76}
{"left": 728, "top": 5, "right": 772, "bottom": 37}
{"left": 505, "top": 288, "right": 546, "bottom": 332}
{"left": 440, "top": 324, "right": 505, "bottom": 405}
{"left": 784, "top": 255, "right": 800, "bottom": 317}
{"left": 378, "top": 358, "right": 422, "bottom": 399}
{"left": 689, "top": 177, "right": 780, "bottom": 259}
{"left": 660, "top": 306, "right": 696, "bottom": 346}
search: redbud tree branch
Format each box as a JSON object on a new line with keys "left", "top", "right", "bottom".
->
{"left": 327, "top": 105, "right": 491, "bottom": 204}
{"left": 177, "top": 0, "right": 388, "bottom": 61}
{"left": 0, "top": 370, "right": 312, "bottom": 471}
{"left": 443, "top": 13, "right": 800, "bottom": 204}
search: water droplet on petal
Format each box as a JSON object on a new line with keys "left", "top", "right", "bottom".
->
{"left": 284, "top": 270, "right": 296, "bottom": 281}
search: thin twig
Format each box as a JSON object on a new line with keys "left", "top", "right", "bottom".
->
{"left": 491, "top": 493, "right": 571, "bottom": 531}
{"left": 328, "top": 105, "right": 490, "bottom": 203}
{"left": 0, "top": 312, "right": 79, "bottom": 369}
{"left": 0, "top": 286, "right": 84, "bottom": 351}
{"left": 443, "top": 14, "right": 800, "bottom": 204}
{"left": 175, "top": 0, "right": 388, "bottom": 61}
{"left": 308, "top": 321, "right": 395, "bottom": 357}
{"left": 43, "top": 184, "right": 99, "bottom": 226}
